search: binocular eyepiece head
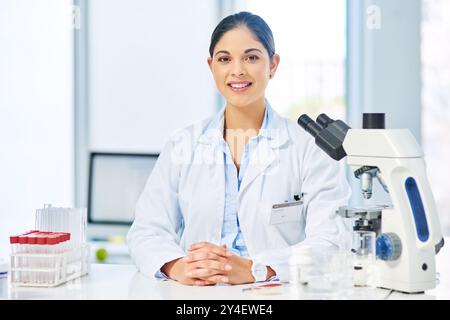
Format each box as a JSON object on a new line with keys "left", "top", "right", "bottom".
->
{"left": 297, "top": 114, "right": 338, "bottom": 137}
{"left": 297, "top": 113, "right": 351, "bottom": 161}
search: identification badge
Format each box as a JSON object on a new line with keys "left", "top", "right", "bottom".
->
{"left": 269, "top": 200, "right": 303, "bottom": 225}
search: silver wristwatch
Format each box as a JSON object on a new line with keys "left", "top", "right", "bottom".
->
{"left": 251, "top": 261, "right": 268, "bottom": 282}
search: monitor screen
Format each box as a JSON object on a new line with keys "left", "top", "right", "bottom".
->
{"left": 88, "top": 152, "right": 158, "bottom": 225}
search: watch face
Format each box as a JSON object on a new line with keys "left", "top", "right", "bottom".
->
{"left": 253, "top": 263, "right": 267, "bottom": 280}
{"left": 256, "top": 265, "right": 266, "bottom": 275}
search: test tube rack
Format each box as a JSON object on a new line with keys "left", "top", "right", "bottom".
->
{"left": 10, "top": 240, "right": 90, "bottom": 287}
{"left": 9, "top": 205, "right": 90, "bottom": 287}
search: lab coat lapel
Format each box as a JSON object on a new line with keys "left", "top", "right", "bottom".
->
{"left": 238, "top": 108, "right": 289, "bottom": 195}
{"left": 239, "top": 139, "right": 276, "bottom": 194}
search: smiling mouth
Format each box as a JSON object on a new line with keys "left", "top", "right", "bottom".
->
{"left": 227, "top": 82, "right": 253, "bottom": 90}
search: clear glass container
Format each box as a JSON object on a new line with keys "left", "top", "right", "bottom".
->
{"left": 289, "top": 246, "right": 354, "bottom": 298}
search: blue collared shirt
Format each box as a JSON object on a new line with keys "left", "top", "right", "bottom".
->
{"left": 220, "top": 106, "right": 272, "bottom": 257}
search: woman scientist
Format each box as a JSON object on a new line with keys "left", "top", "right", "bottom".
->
{"left": 127, "top": 12, "right": 351, "bottom": 286}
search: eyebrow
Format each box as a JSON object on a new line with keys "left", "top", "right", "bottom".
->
{"left": 214, "top": 48, "right": 263, "bottom": 57}
{"left": 244, "top": 48, "right": 263, "bottom": 54}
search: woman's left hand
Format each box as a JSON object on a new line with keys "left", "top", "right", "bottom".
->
{"left": 188, "top": 242, "right": 255, "bottom": 285}
{"left": 221, "top": 253, "right": 255, "bottom": 284}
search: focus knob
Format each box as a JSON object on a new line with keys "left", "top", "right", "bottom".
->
{"left": 376, "top": 233, "right": 402, "bottom": 261}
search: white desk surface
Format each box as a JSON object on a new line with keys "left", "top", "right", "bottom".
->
{"left": 1, "top": 240, "right": 449, "bottom": 300}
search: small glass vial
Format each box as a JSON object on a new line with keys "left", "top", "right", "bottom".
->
{"left": 353, "top": 262, "right": 368, "bottom": 287}
{"left": 352, "top": 230, "right": 376, "bottom": 287}
{"left": 289, "top": 245, "right": 314, "bottom": 287}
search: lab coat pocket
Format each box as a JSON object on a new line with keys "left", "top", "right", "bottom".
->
{"left": 269, "top": 201, "right": 303, "bottom": 225}
{"left": 261, "top": 201, "right": 305, "bottom": 245}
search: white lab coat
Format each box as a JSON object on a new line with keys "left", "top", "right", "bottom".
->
{"left": 127, "top": 105, "right": 352, "bottom": 281}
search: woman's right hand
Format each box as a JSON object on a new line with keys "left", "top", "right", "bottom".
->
{"left": 161, "top": 257, "right": 204, "bottom": 285}
{"left": 162, "top": 244, "right": 232, "bottom": 286}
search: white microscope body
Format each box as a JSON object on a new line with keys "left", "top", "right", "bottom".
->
{"left": 298, "top": 113, "right": 444, "bottom": 294}
{"left": 344, "top": 129, "right": 443, "bottom": 293}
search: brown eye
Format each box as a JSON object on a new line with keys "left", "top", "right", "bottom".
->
{"left": 245, "top": 55, "right": 259, "bottom": 62}
{"left": 218, "top": 56, "right": 230, "bottom": 63}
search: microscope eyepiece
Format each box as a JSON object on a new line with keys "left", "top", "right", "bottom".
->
{"left": 298, "top": 114, "right": 322, "bottom": 138}
{"left": 297, "top": 114, "right": 313, "bottom": 130}
{"left": 316, "top": 114, "right": 334, "bottom": 128}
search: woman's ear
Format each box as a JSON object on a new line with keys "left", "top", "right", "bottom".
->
{"left": 269, "top": 54, "right": 280, "bottom": 79}
{"left": 207, "top": 57, "right": 213, "bottom": 71}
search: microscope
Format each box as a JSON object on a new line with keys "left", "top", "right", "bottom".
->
{"left": 298, "top": 113, "right": 445, "bottom": 293}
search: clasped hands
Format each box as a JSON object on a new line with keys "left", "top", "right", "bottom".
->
{"left": 161, "top": 242, "right": 260, "bottom": 286}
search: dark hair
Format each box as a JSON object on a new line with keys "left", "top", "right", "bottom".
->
{"left": 209, "top": 12, "right": 275, "bottom": 60}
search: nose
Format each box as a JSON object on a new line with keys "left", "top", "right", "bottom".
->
{"left": 231, "top": 61, "right": 246, "bottom": 78}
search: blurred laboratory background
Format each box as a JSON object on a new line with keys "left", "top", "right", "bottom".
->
{"left": 1, "top": 0, "right": 449, "bottom": 264}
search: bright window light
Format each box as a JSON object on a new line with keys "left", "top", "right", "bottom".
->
{"left": 422, "top": 0, "right": 450, "bottom": 235}
{"left": 239, "top": 0, "right": 347, "bottom": 121}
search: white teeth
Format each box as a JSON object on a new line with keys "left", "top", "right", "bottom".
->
{"left": 229, "top": 83, "right": 250, "bottom": 89}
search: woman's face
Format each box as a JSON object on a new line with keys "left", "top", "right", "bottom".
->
{"left": 208, "top": 26, "right": 280, "bottom": 108}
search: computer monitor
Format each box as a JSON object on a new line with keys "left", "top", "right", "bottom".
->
{"left": 88, "top": 152, "right": 159, "bottom": 225}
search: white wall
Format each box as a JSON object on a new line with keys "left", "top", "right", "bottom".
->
{"left": 87, "top": 0, "right": 218, "bottom": 153}
{"left": 0, "top": 0, "right": 74, "bottom": 259}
